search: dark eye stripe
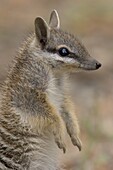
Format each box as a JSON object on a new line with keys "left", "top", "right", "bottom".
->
{"left": 46, "top": 48, "right": 56, "bottom": 53}
{"left": 46, "top": 47, "right": 79, "bottom": 59}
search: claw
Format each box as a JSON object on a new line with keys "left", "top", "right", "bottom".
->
{"left": 63, "top": 147, "right": 66, "bottom": 154}
{"left": 71, "top": 137, "right": 82, "bottom": 151}
{"left": 56, "top": 140, "right": 66, "bottom": 153}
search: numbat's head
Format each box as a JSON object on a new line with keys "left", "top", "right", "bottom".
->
{"left": 34, "top": 10, "right": 101, "bottom": 73}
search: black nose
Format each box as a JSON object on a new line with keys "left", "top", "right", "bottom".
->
{"left": 96, "top": 62, "right": 101, "bottom": 69}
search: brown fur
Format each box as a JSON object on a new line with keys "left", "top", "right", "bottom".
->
{"left": 0, "top": 10, "right": 101, "bottom": 169}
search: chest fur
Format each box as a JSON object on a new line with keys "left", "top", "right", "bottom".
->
{"left": 46, "top": 76, "right": 65, "bottom": 114}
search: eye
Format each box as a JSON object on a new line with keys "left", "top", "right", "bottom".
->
{"left": 58, "top": 47, "right": 70, "bottom": 57}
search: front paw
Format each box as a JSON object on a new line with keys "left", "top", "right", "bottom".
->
{"left": 66, "top": 125, "right": 82, "bottom": 151}
{"left": 54, "top": 132, "right": 66, "bottom": 153}
{"left": 52, "top": 120, "right": 66, "bottom": 153}
{"left": 70, "top": 135, "right": 82, "bottom": 151}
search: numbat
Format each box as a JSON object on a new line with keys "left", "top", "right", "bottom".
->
{"left": 0, "top": 10, "right": 101, "bottom": 170}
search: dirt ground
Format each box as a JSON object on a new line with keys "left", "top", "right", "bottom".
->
{"left": 0, "top": 1, "right": 113, "bottom": 169}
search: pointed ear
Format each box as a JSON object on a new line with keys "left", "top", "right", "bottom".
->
{"left": 49, "top": 10, "right": 60, "bottom": 29}
{"left": 35, "top": 17, "right": 50, "bottom": 46}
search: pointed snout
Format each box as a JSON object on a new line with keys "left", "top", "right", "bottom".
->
{"left": 79, "top": 58, "right": 102, "bottom": 71}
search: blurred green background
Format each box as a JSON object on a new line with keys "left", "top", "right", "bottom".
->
{"left": 0, "top": 0, "right": 113, "bottom": 170}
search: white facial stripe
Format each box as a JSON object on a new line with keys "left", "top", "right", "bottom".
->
{"left": 32, "top": 47, "right": 76, "bottom": 66}
{"left": 33, "top": 50, "right": 76, "bottom": 64}
{"left": 64, "top": 57, "right": 75, "bottom": 64}
{"left": 45, "top": 52, "right": 64, "bottom": 61}
{"left": 47, "top": 53, "right": 76, "bottom": 64}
